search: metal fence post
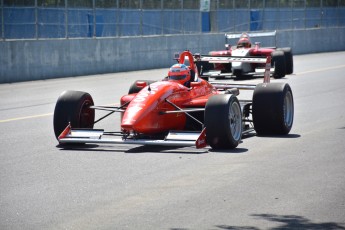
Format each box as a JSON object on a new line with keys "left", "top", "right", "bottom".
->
{"left": 321, "top": 0, "right": 324, "bottom": 27}
{"left": 249, "top": 0, "right": 251, "bottom": 32}
{"left": 35, "top": 0, "right": 38, "bottom": 39}
{"left": 65, "top": 0, "right": 68, "bottom": 38}
{"left": 93, "top": 0, "right": 95, "bottom": 37}
{"left": 303, "top": 0, "right": 306, "bottom": 29}
{"left": 181, "top": 0, "right": 184, "bottom": 34}
{"left": 140, "top": 0, "right": 143, "bottom": 36}
{"left": 116, "top": 0, "right": 119, "bottom": 37}
{"left": 1, "top": 0, "right": 4, "bottom": 40}
{"left": 161, "top": 0, "right": 163, "bottom": 35}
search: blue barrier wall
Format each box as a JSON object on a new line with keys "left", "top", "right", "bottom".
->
{"left": 2, "top": 7, "right": 345, "bottom": 39}
{"left": 2, "top": 7, "right": 204, "bottom": 39}
{"left": 1, "top": 27, "right": 345, "bottom": 83}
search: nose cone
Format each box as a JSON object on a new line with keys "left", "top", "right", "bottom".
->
{"left": 121, "top": 100, "right": 158, "bottom": 132}
{"left": 121, "top": 82, "right": 186, "bottom": 134}
{"left": 121, "top": 82, "right": 168, "bottom": 133}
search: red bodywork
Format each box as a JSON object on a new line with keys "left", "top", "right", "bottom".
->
{"left": 120, "top": 51, "right": 217, "bottom": 135}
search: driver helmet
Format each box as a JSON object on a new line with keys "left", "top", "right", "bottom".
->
{"left": 237, "top": 34, "right": 252, "bottom": 48}
{"left": 168, "top": 64, "right": 191, "bottom": 86}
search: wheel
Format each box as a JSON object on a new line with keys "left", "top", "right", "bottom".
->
{"left": 53, "top": 91, "right": 95, "bottom": 139}
{"left": 205, "top": 94, "right": 242, "bottom": 149}
{"left": 128, "top": 80, "right": 156, "bottom": 94}
{"left": 221, "top": 63, "right": 232, "bottom": 73}
{"left": 232, "top": 69, "right": 245, "bottom": 79}
{"left": 271, "top": 50, "right": 286, "bottom": 79}
{"left": 252, "top": 83, "right": 294, "bottom": 135}
{"left": 278, "top": 47, "right": 293, "bottom": 75}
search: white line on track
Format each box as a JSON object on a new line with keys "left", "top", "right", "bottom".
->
{"left": 0, "top": 113, "right": 53, "bottom": 123}
{"left": 0, "top": 103, "right": 118, "bottom": 123}
{"left": 296, "top": 64, "right": 345, "bottom": 75}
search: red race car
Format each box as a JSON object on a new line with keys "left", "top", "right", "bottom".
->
{"left": 54, "top": 51, "right": 294, "bottom": 150}
{"left": 198, "top": 31, "right": 293, "bottom": 80}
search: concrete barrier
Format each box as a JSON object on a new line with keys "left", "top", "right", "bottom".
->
{"left": 1, "top": 27, "right": 344, "bottom": 83}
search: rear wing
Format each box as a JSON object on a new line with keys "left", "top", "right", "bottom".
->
{"left": 225, "top": 30, "right": 277, "bottom": 47}
{"left": 198, "top": 55, "right": 267, "bottom": 64}
{"left": 195, "top": 54, "right": 271, "bottom": 83}
{"left": 225, "top": 31, "right": 276, "bottom": 39}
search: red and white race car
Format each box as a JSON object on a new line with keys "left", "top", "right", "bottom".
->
{"left": 198, "top": 31, "right": 293, "bottom": 80}
{"left": 54, "top": 51, "right": 294, "bottom": 150}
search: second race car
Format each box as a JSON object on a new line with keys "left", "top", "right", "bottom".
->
{"left": 197, "top": 31, "right": 293, "bottom": 80}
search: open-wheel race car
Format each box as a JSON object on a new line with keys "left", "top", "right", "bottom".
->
{"left": 197, "top": 31, "right": 293, "bottom": 80}
{"left": 54, "top": 51, "right": 294, "bottom": 150}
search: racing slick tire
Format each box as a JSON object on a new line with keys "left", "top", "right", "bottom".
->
{"left": 278, "top": 47, "right": 293, "bottom": 75}
{"left": 205, "top": 94, "right": 242, "bottom": 149}
{"left": 271, "top": 50, "right": 286, "bottom": 79}
{"left": 252, "top": 83, "right": 294, "bottom": 135}
{"left": 53, "top": 91, "right": 95, "bottom": 140}
{"left": 128, "top": 80, "right": 156, "bottom": 94}
{"left": 232, "top": 69, "right": 245, "bottom": 79}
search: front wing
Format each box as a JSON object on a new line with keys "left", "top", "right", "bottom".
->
{"left": 58, "top": 125, "right": 207, "bottom": 149}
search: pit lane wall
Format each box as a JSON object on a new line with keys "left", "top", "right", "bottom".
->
{"left": 1, "top": 27, "right": 345, "bottom": 83}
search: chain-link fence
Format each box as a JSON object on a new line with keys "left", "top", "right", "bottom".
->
{"left": 1, "top": 0, "right": 345, "bottom": 40}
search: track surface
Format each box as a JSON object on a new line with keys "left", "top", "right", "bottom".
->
{"left": 1, "top": 52, "right": 345, "bottom": 230}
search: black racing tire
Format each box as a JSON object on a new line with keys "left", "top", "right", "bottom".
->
{"left": 252, "top": 83, "right": 294, "bottom": 135}
{"left": 128, "top": 80, "right": 156, "bottom": 94}
{"left": 232, "top": 69, "right": 246, "bottom": 79}
{"left": 53, "top": 91, "right": 95, "bottom": 140}
{"left": 278, "top": 47, "right": 293, "bottom": 75}
{"left": 271, "top": 50, "right": 286, "bottom": 79}
{"left": 221, "top": 63, "right": 232, "bottom": 73}
{"left": 205, "top": 94, "right": 242, "bottom": 149}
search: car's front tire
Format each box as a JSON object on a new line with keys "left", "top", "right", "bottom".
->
{"left": 53, "top": 91, "right": 95, "bottom": 139}
{"left": 252, "top": 83, "right": 294, "bottom": 135}
{"left": 205, "top": 94, "right": 242, "bottom": 149}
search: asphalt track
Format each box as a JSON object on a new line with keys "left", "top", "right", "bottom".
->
{"left": 1, "top": 51, "right": 345, "bottom": 230}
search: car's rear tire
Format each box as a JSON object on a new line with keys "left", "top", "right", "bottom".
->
{"left": 53, "top": 91, "right": 95, "bottom": 140}
{"left": 271, "top": 50, "right": 286, "bottom": 79}
{"left": 128, "top": 80, "right": 156, "bottom": 94}
{"left": 278, "top": 47, "right": 293, "bottom": 75}
{"left": 252, "top": 83, "right": 294, "bottom": 135}
{"left": 205, "top": 94, "right": 242, "bottom": 149}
